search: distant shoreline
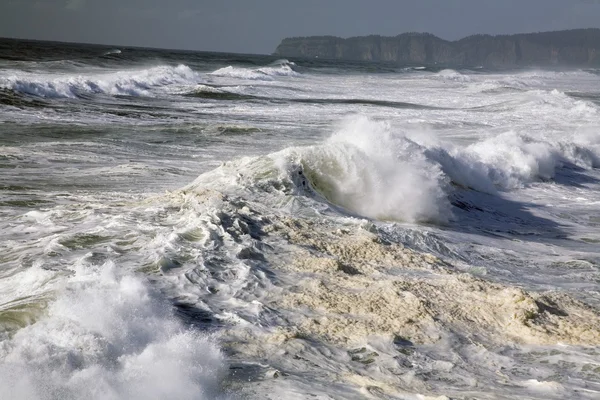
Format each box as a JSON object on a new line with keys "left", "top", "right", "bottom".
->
{"left": 274, "top": 29, "right": 600, "bottom": 67}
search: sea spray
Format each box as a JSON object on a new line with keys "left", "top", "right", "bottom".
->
{"left": 0, "top": 64, "right": 199, "bottom": 98}
{"left": 294, "top": 116, "right": 451, "bottom": 222}
{"left": 0, "top": 262, "right": 227, "bottom": 400}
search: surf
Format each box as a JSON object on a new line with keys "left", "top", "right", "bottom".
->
{"left": 0, "top": 64, "right": 200, "bottom": 98}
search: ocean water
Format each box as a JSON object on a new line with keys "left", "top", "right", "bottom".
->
{"left": 1, "top": 38, "right": 600, "bottom": 399}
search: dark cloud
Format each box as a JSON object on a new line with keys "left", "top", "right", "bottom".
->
{"left": 2, "top": 0, "right": 600, "bottom": 54}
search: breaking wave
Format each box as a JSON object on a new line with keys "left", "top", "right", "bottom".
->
{"left": 435, "top": 69, "right": 471, "bottom": 82}
{"left": 189, "top": 115, "right": 600, "bottom": 224}
{"left": 284, "top": 117, "right": 451, "bottom": 223}
{"left": 103, "top": 49, "right": 122, "bottom": 56}
{"left": 516, "top": 69, "right": 598, "bottom": 80}
{"left": 269, "top": 59, "right": 296, "bottom": 67}
{"left": 424, "top": 132, "right": 598, "bottom": 194}
{"left": 471, "top": 70, "right": 600, "bottom": 92}
{"left": 0, "top": 64, "right": 199, "bottom": 98}
{"left": 209, "top": 62, "right": 300, "bottom": 81}
{"left": 0, "top": 262, "right": 226, "bottom": 400}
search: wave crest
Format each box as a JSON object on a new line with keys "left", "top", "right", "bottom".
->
{"left": 0, "top": 262, "right": 225, "bottom": 400}
{"left": 209, "top": 63, "right": 300, "bottom": 81}
{"left": 291, "top": 117, "right": 450, "bottom": 223}
{"left": 102, "top": 49, "right": 122, "bottom": 56}
{"left": 188, "top": 115, "right": 600, "bottom": 224}
{"left": 420, "top": 130, "right": 600, "bottom": 194}
{"left": 435, "top": 69, "right": 471, "bottom": 82}
{"left": 0, "top": 64, "right": 199, "bottom": 98}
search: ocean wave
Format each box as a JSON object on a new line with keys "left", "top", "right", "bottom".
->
{"left": 0, "top": 88, "right": 48, "bottom": 108}
{"left": 471, "top": 78, "right": 540, "bottom": 92}
{"left": 187, "top": 116, "right": 450, "bottom": 223}
{"left": 289, "top": 117, "right": 450, "bottom": 223}
{"left": 269, "top": 58, "right": 296, "bottom": 67}
{"left": 169, "top": 161, "right": 600, "bottom": 397}
{"left": 184, "top": 84, "right": 258, "bottom": 101}
{"left": 534, "top": 88, "right": 599, "bottom": 114}
{"left": 187, "top": 115, "right": 600, "bottom": 224}
{"left": 0, "top": 64, "right": 200, "bottom": 98}
{"left": 184, "top": 85, "right": 443, "bottom": 110}
{"left": 102, "top": 49, "right": 122, "bottom": 56}
{"left": 518, "top": 69, "right": 598, "bottom": 80}
{"left": 473, "top": 87, "right": 599, "bottom": 118}
{"left": 425, "top": 133, "right": 558, "bottom": 194}
{"left": 421, "top": 134, "right": 599, "bottom": 195}
{"left": 0, "top": 262, "right": 226, "bottom": 400}
{"left": 209, "top": 63, "right": 300, "bottom": 81}
{"left": 300, "top": 116, "right": 597, "bottom": 213}
{"left": 434, "top": 69, "right": 471, "bottom": 82}
{"left": 471, "top": 70, "right": 599, "bottom": 92}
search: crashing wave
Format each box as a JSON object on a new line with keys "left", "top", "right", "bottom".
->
{"left": 0, "top": 64, "right": 199, "bottom": 98}
{"left": 209, "top": 63, "right": 300, "bottom": 81}
{"left": 424, "top": 131, "right": 597, "bottom": 193}
{"left": 186, "top": 115, "right": 600, "bottom": 223}
{"left": 0, "top": 262, "right": 226, "bottom": 399}
{"left": 2, "top": 113, "right": 599, "bottom": 398}
{"left": 269, "top": 59, "right": 296, "bottom": 67}
{"left": 102, "top": 49, "right": 122, "bottom": 56}
{"left": 472, "top": 69, "right": 599, "bottom": 92}
{"left": 434, "top": 69, "right": 471, "bottom": 82}
{"left": 168, "top": 149, "right": 600, "bottom": 397}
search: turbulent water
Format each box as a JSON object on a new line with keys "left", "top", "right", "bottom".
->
{"left": 1, "top": 38, "right": 600, "bottom": 399}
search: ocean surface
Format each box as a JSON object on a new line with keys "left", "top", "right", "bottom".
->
{"left": 1, "top": 38, "right": 600, "bottom": 400}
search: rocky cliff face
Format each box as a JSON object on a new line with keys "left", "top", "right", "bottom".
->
{"left": 274, "top": 29, "right": 600, "bottom": 67}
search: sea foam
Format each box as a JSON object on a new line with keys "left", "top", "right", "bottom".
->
{"left": 422, "top": 129, "right": 600, "bottom": 193}
{"left": 286, "top": 116, "right": 451, "bottom": 223}
{"left": 209, "top": 63, "right": 300, "bottom": 81}
{"left": 0, "top": 262, "right": 226, "bottom": 400}
{"left": 0, "top": 64, "right": 199, "bottom": 98}
{"left": 279, "top": 116, "right": 600, "bottom": 221}
{"left": 435, "top": 69, "right": 471, "bottom": 82}
{"left": 186, "top": 114, "right": 600, "bottom": 224}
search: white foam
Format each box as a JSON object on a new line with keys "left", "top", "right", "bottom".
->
{"left": 0, "top": 262, "right": 226, "bottom": 400}
{"left": 523, "top": 379, "right": 566, "bottom": 395}
{"left": 0, "top": 64, "right": 199, "bottom": 98}
{"left": 188, "top": 113, "right": 600, "bottom": 221}
{"left": 435, "top": 69, "right": 471, "bottom": 82}
{"left": 270, "top": 59, "right": 296, "bottom": 67}
{"left": 518, "top": 69, "right": 597, "bottom": 80}
{"left": 471, "top": 69, "right": 600, "bottom": 92}
{"left": 209, "top": 64, "right": 299, "bottom": 81}
{"left": 292, "top": 115, "right": 600, "bottom": 218}
{"left": 274, "top": 116, "right": 451, "bottom": 223}
{"left": 421, "top": 128, "right": 600, "bottom": 193}
{"left": 423, "top": 132, "right": 557, "bottom": 192}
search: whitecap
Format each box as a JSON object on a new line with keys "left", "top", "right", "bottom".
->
{"left": 102, "top": 49, "right": 122, "bottom": 56}
{"left": 209, "top": 64, "right": 300, "bottom": 81}
{"left": 0, "top": 64, "right": 200, "bottom": 98}
{"left": 0, "top": 262, "right": 227, "bottom": 400}
{"left": 435, "top": 69, "right": 471, "bottom": 82}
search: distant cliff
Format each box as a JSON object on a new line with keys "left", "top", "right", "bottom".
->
{"left": 274, "top": 29, "right": 600, "bottom": 67}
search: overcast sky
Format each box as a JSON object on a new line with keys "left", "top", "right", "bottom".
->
{"left": 2, "top": 0, "right": 600, "bottom": 54}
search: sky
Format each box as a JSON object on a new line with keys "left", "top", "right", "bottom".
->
{"left": 2, "top": 0, "right": 600, "bottom": 54}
